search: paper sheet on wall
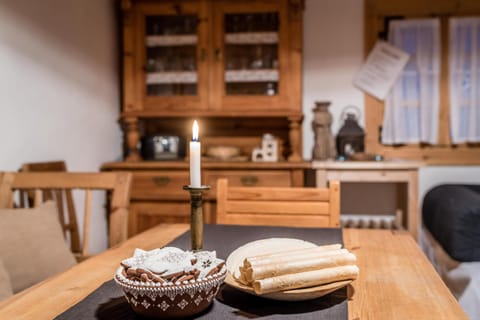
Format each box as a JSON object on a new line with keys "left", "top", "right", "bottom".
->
{"left": 353, "top": 41, "right": 410, "bottom": 100}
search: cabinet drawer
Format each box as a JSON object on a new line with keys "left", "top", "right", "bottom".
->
{"left": 131, "top": 171, "right": 190, "bottom": 200}
{"left": 205, "top": 170, "right": 292, "bottom": 195}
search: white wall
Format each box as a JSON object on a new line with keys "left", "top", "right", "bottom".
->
{"left": 0, "top": 0, "right": 122, "bottom": 253}
{"left": 303, "top": 0, "right": 365, "bottom": 160}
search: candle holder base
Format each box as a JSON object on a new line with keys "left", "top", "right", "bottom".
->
{"left": 183, "top": 185, "right": 210, "bottom": 251}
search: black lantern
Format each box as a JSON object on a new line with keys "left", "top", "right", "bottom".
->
{"left": 336, "top": 107, "right": 365, "bottom": 158}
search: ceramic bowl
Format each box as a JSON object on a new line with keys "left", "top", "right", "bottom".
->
{"left": 114, "top": 264, "right": 227, "bottom": 318}
{"left": 206, "top": 146, "right": 240, "bottom": 160}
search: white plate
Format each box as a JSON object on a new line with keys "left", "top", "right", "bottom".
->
{"left": 225, "top": 238, "right": 352, "bottom": 301}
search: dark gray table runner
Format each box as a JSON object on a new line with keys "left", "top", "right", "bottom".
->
{"left": 55, "top": 224, "right": 347, "bottom": 319}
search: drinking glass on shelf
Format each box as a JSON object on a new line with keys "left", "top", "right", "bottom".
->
{"left": 152, "top": 23, "right": 160, "bottom": 35}
{"left": 183, "top": 56, "right": 196, "bottom": 71}
{"left": 232, "top": 15, "right": 241, "bottom": 33}
{"left": 183, "top": 17, "right": 194, "bottom": 34}
{"left": 238, "top": 56, "right": 249, "bottom": 70}
{"left": 250, "top": 45, "right": 264, "bottom": 69}
{"left": 146, "top": 59, "right": 156, "bottom": 72}
{"left": 272, "top": 58, "right": 279, "bottom": 69}
{"left": 226, "top": 59, "right": 235, "bottom": 70}
{"left": 262, "top": 46, "right": 272, "bottom": 69}
{"left": 245, "top": 14, "right": 254, "bottom": 32}
{"left": 163, "top": 26, "right": 172, "bottom": 35}
{"left": 266, "top": 82, "right": 276, "bottom": 96}
{"left": 154, "top": 58, "right": 165, "bottom": 72}
{"left": 170, "top": 55, "right": 182, "bottom": 71}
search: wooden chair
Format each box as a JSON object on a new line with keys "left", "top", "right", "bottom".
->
{"left": 18, "top": 161, "right": 81, "bottom": 258}
{"left": 19, "top": 160, "right": 69, "bottom": 172}
{"left": 0, "top": 171, "right": 132, "bottom": 261}
{"left": 216, "top": 178, "right": 340, "bottom": 228}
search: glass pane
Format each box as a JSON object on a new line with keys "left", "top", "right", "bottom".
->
{"left": 224, "top": 12, "right": 279, "bottom": 96}
{"left": 225, "top": 12, "right": 278, "bottom": 33}
{"left": 226, "top": 82, "right": 277, "bottom": 95}
{"left": 145, "top": 15, "right": 198, "bottom": 97}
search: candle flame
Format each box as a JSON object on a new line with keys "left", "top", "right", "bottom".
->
{"left": 192, "top": 120, "right": 199, "bottom": 141}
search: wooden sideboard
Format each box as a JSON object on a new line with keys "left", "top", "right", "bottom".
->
{"left": 109, "top": 0, "right": 308, "bottom": 238}
{"left": 312, "top": 160, "right": 422, "bottom": 239}
{"left": 120, "top": 0, "right": 304, "bottom": 162}
{"left": 102, "top": 161, "right": 310, "bottom": 237}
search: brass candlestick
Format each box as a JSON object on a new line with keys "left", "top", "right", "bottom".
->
{"left": 183, "top": 185, "right": 210, "bottom": 251}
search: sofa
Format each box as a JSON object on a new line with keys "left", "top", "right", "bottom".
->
{"left": 421, "top": 184, "right": 480, "bottom": 319}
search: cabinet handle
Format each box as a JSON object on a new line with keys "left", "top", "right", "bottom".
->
{"left": 240, "top": 176, "right": 259, "bottom": 186}
{"left": 152, "top": 176, "right": 170, "bottom": 186}
{"left": 215, "top": 48, "right": 222, "bottom": 62}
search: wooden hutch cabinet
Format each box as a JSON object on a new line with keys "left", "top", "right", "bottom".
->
{"left": 104, "top": 0, "right": 307, "bottom": 236}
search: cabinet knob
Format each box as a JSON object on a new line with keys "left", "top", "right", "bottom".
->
{"left": 152, "top": 176, "right": 171, "bottom": 186}
{"left": 240, "top": 176, "right": 259, "bottom": 186}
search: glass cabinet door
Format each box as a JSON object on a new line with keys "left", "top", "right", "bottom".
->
{"left": 136, "top": 2, "right": 208, "bottom": 111}
{"left": 223, "top": 12, "right": 279, "bottom": 96}
{"left": 211, "top": 1, "right": 290, "bottom": 111}
{"left": 145, "top": 14, "right": 198, "bottom": 96}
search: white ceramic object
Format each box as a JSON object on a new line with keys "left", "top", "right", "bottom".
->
{"left": 251, "top": 134, "right": 278, "bottom": 162}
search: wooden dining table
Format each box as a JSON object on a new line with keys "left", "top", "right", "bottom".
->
{"left": 0, "top": 224, "right": 468, "bottom": 319}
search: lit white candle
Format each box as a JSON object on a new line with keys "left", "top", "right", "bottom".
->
{"left": 189, "top": 120, "right": 201, "bottom": 187}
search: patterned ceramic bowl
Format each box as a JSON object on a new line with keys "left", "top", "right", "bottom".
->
{"left": 114, "top": 249, "right": 227, "bottom": 318}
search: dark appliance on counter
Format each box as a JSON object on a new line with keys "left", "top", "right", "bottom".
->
{"left": 141, "top": 135, "right": 186, "bottom": 160}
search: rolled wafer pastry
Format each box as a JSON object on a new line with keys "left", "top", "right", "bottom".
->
{"left": 244, "top": 248, "right": 349, "bottom": 269}
{"left": 252, "top": 265, "right": 359, "bottom": 295}
{"left": 235, "top": 266, "right": 250, "bottom": 286}
{"left": 245, "top": 244, "right": 342, "bottom": 262}
{"left": 245, "top": 252, "right": 357, "bottom": 282}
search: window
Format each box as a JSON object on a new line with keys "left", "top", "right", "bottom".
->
{"left": 382, "top": 19, "right": 440, "bottom": 145}
{"left": 365, "top": 0, "right": 480, "bottom": 164}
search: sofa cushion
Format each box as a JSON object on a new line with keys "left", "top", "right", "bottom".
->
{"left": 0, "top": 258, "right": 13, "bottom": 301}
{"left": 423, "top": 185, "right": 480, "bottom": 262}
{"left": 0, "top": 201, "right": 77, "bottom": 293}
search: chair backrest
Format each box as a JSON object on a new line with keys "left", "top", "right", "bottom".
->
{"left": 216, "top": 178, "right": 340, "bottom": 228}
{"left": 18, "top": 161, "right": 80, "bottom": 256}
{"left": 0, "top": 172, "right": 132, "bottom": 261}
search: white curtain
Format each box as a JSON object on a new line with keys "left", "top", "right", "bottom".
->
{"left": 382, "top": 19, "right": 441, "bottom": 145}
{"left": 449, "top": 18, "right": 480, "bottom": 144}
